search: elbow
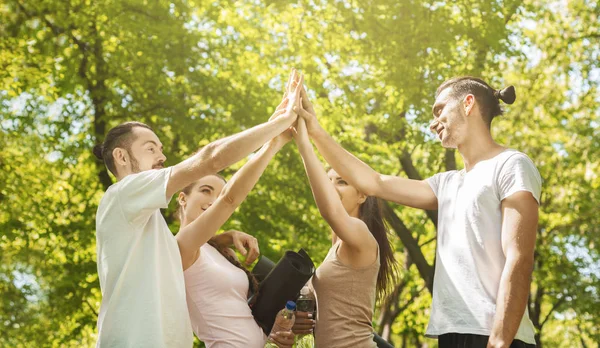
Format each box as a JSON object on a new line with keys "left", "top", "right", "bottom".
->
{"left": 218, "top": 187, "right": 242, "bottom": 207}
{"left": 361, "top": 174, "right": 382, "bottom": 197}
{"left": 196, "top": 142, "right": 223, "bottom": 174}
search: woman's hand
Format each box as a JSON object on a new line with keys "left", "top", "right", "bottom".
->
{"left": 298, "top": 85, "right": 321, "bottom": 134}
{"left": 269, "top": 330, "right": 295, "bottom": 348}
{"left": 293, "top": 114, "right": 311, "bottom": 149}
{"left": 292, "top": 311, "right": 315, "bottom": 335}
{"left": 227, "top": 230, "right": 260, "bottom": 265}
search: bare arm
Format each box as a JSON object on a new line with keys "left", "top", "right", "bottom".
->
{"left": 166, "top": 113, "right": 295, "bottom": 198}
{"left": 294, "top": 118, "right": 375, "bottom": 252}
{"left": 488, "top": 191, "right": 538, "bottom": 348}
{"left": 176, "top": 135, "right": 290, "bottom": 270}
{"left": 297, "top": 87, "right": 437, "bottom": 210}
{"left": 165, "top": 70, "right": 302, "bottom": 198}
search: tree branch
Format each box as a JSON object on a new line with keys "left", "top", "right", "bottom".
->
{"left": 540, "top": 297, "right": 566, "bottom": 328}
{"left": 383, "top": 202, "right": 434, "bottom": 293}
{"left": 84, "top": 299, "right": 99, "bottom": 317}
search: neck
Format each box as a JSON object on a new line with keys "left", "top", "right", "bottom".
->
{"left": 349, "top": 206, "right": 361, "bottom": 219}
{"left": 115, "top": 168, "right": 133, "bottom": 181}
{"left": 456, "top": 123, "right": 504, "bottom": 171}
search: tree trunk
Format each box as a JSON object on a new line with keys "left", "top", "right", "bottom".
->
{"left": 383, "top": 202, "right": 434, "bottom": 293}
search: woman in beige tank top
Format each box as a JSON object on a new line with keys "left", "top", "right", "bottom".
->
{"left": 291, "top": 109, "right": 399, "bottom": 348}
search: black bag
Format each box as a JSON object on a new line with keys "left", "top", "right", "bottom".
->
{"left": 249, "top": 249, "right": 315, "bottom": 335}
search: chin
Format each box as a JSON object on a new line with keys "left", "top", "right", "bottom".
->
{"left": 440, "top": 136, "right": 457, "bottom": 149}
{"left": 440, "top": 142, "right": 458, "bottom": 149}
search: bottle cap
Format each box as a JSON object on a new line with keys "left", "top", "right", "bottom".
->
{"left": 285, "top": 300, "right": 296, "bottom": 311}
{"left": 300, "top": 286, "right": 310, "bottom": 296}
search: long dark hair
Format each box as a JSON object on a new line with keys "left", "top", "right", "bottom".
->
{"left": 178, "top": 177, "right": 260, "bottom": 305}
{"left": 359, "top": 196, "right": 399, "bottom": 300}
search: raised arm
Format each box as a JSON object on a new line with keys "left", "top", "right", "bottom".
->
{"left": 294, "top": 117, "right": 375, "bottom": 251}
{"left": 297, "top": 86, "right": 437, "bottom": 210}
{"left": 176, "top": 131, "right": 292, "bottom": 270}
{"left": 165, "top": 69, "right": 302, "bottom": 198}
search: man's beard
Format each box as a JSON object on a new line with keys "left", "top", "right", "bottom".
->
{"left": 127, "top": 149, "right": 141, "bottom": 173}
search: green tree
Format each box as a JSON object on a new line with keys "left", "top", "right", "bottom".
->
{"left": 1, "top": 0, "right": 598, "bottom": 346}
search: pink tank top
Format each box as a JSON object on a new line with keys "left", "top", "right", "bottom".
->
{"left": 184, "top": 244, "right": 266, "bottom": 348}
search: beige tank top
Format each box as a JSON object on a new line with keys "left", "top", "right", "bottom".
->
{"left": 310, "top": 240, "right": 380, "bottom": 348}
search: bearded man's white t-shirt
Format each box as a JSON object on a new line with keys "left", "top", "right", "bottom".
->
{"left": 426, "top": 150, "right": 541, "bottom": 344}
{"left": 95, "top": 168, "right": 192, "bottom": 347}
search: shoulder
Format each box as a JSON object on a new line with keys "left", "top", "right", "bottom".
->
{"left": 428, "top": 170, "right": 461, "bottom": 185}
{"left": 498, "top": 150, "right": 541, "bottom": 180}
{"left": 119, "top": 167, "right": 172, "bottom": 186}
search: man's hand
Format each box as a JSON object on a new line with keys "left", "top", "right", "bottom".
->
{"left": 269, "top": 331, "right": 295, "bottom": 348}
{"left": 292, "top": 311, "right": 315, "bottom": 335}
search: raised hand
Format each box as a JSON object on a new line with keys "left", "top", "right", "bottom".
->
{"left": 270, "top": 69, "right": 302, "bottom": 122}
{"left": 286, "top": 70, "right": 303, "bottom": 117}
{"left": 297, "top": 85, "right": 320, "bottom": 134}
{"left": 293, "top": 113, "right": 310, "bottom": 148}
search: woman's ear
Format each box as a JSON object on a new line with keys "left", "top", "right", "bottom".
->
{"left": 357, "top": 192, "right": 368, "bottom": 205}
{"left": 178, "top": 192, "right": 187, "bottom": 207}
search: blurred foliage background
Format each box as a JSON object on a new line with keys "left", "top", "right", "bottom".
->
{"left": 1, "top": 0, "right": 598, "bottom": 347}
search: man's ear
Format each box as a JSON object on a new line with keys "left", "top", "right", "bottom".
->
{"left": 112, "top": 147, "right": 128, "bottom": 167}
{"left": 463, "top": 94, "right": 475, "bottom": 116}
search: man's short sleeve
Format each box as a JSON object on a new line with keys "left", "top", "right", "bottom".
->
{"left": 116, "top": 167, "right": 173, "bottom": 226}
{"left": 427, "top": 172, "right": 447, "bottom": 198}
{"left": 498, "top": 153, "right": 542, "bottom": 204}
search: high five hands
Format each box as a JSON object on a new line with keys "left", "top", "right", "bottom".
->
{"left": 269, "top": 69, "right": 320, "bottom": 145}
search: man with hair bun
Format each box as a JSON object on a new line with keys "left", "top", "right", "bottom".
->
{"left": 296, "top": 76, "right": 541, "bottom": 348}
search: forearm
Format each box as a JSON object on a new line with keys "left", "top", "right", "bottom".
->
{"left": 210, "top": 231, "right": 234, "bottom": 248}
{"left": 204, "top": 115, "right": 294, "bottom": 173}
{"left": 310, "top": 125, "right": 380, "bottom": 196}
{"left": 488, "top": 256, "right": 534, "bottom": 347}
{"left": 297, "top": 140, "right": 345, "bottom": 221}
{"left": 167, "top": 114, "right": 294, "bottom": 197}
{"left": 177, "top": 142, "right": 282, "bottom": 269}
{"left": 219, "top": 141, "right": 282, "bottom": 206}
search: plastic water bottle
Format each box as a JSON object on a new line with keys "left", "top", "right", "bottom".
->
{"left": 265, "top": 301, "right": 296, "bottom": 347}
{"left": 295, "top": 286, "right": 315, "bottom": 348}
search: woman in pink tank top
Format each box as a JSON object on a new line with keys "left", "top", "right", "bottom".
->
{"left": 174, "top": 72, "right": 305, "bottom": 348}
{"left": 290, "top": 98, "right": 400, "bottom": 347}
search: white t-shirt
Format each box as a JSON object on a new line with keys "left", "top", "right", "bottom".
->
{"left": 95, "top": 168, "right": 192, "bottom": 348}
{"left": 426, "top": 149, "right": 542, "bottom": 344}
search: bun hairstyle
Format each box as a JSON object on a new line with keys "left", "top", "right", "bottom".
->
{"left": 94, "top": 122, "right": 152, "bottom": 176}
{"left": 494, "top": 85, "right": 516, "bottom": 105}
{"left": 436, "top": 77, "right": 517, "bottom": 126}
{"left": 93, "top": 144, "right": 104, "bottom": 160}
